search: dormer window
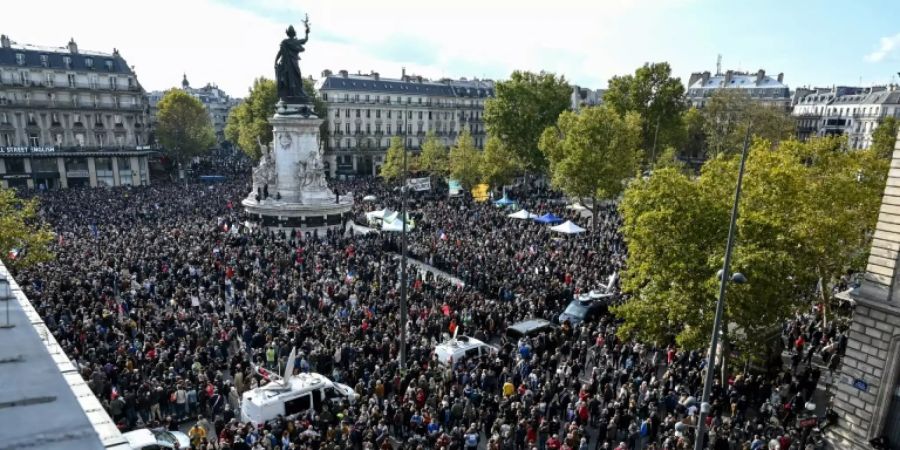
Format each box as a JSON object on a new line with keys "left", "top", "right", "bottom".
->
{"left": 63, "top": 56, "right": 72, "bottom": 69}
{"left": 85, "top": 58, "right": 93, "bottom": 69}
{"left": 105, "top": 60, "right": 113, "bottom": 71}
{"left": 15, "top": 53, "right": 24, "bottom": 65}
{"left": 40, "top": 55, "right": 48, "bottom": 67}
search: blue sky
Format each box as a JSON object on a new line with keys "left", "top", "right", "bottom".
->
{"left": 3, "top": 0, "right": 899, "bottom": 95}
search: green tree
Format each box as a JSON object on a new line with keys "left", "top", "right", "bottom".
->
{"left": 613, "top": 136, "right": 887, "bottom": 359}
{"left": 379, "top": 136, "right": 407, "bottom": 182}
{"left": 449, "top": 129, "right": 482, "bottom": 190}
{"left": 156, "top": 89, "right": 215, "bottom": 165}
{"left": 0, "top": 189, "right": 53, "bottom": 269}
{"left": 701, "top": 89, "right": 795, "bottom": 157}
{"left": 653, "top": 146, "right": 686, "bottom": 172}
{"left": 481, "top": 136, "right": 522, "bottom": 188}
{"left": 539, "top": 106, "right": 642, "bottom": 227}
{"left": 484, "top": 71, "right": 571, "bottom": 173}
{"left": 871, "top": 116, "right": 899, "bottom": 159}
{"left": 603, "top": 62, "right": 687, "bottom": 163}
{"left": 681, "top": 107, "right": 706, "bottom": 160}
{"left": 225, "top": 78, "right": 277, "bottom": 160}
{"left": 417, "top": 131, "right": 449, "bottom": 177}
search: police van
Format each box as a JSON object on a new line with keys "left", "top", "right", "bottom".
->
{"left": 241, "top": 349, "right": 358, "bottom": 426}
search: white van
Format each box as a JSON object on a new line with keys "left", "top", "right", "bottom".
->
{"left": 242, "top": 348, "right": 358, "bottom": 426}
{"left": 433, "top": 335, "right": 497, "bottom": 366}
{"left": 240, "top": 371, "right": 357, "bottom": 426}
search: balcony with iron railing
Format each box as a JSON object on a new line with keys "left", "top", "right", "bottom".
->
{"left": 0, "top": 98, "right": 144, "bottom": 111}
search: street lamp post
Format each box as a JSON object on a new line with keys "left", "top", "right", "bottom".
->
{"left": 399, "top": 109, "right": 409, "bottom": 371}
{"left": 694, "top": 125, "right": 752, "bottom": 450}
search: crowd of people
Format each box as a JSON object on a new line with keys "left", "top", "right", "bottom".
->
{"left": 7, "top": 173, "right": 846, "bottom": 450}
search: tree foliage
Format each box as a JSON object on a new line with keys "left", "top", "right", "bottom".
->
{"left": 225, "top": 78, "right": 277, "bottom": 160}
{"left": 701, "top": 90, "right": 795, "bottom": 157}
{"left": 417, "top": 131, "right": 449, "bottom": 177}
{"left": 379, "top": 136, "right": 407, "bottom": 182}
{"left": 484, "top": 71, "right": 571, "bottom": 173}
{"left": 614, "top": 136, "right": 888, "bottom": 357}
{"left": 871, "top": 116, "right": 899, "bottom": 159}
{"left": 603, "top": 62, "right": 687, "bottom": 162}
{"left": 481, "top": 136, "right": 522, "bottom": 188}
{"left": 0, "top": 189, "right": 53, "bottom": 269}
{"left": 540, "top": 106, "right": 642, "bottom": 226}
{"left": 449, "top": 129, "right": 482, "bottom": 190}
{"left": 156, "top": 89, "right": 215, "bottom": 163}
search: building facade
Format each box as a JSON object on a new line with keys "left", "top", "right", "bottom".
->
{"left": 148, "top": 74, "right": 240, "bottom": 147}
{"left": 686, "top": 69, "right": 791, "bottom": 110}
{"left": 317, "top": 69, "right": 493, "bottom": 177}
{"left": 0, "top": 35, "right": 152, "bottom": 189}
{"left": 828, "top": 132, "right": 900, "bottom": 449}
{"left": 571, "top": 85, "right": 605, "bottom": 112}
{"left": 792, "top": 85, "right": 900, "bottom": 149}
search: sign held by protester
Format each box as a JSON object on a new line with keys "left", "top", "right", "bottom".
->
{"left": 407, "top": 177, "right": 431, "bottom": 192}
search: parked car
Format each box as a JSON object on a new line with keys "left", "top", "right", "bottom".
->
{"left": 506, "top": 318, "right": 558, "bottom": 339}
{"left": 123, "top": 428, "right": 191, "bottom": 450}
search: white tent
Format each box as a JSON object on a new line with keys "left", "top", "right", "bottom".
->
{"left": 362, "top": 195, "right": 377, "bottom": 202}
{"left": 566, "top": 203, "right": 593, "bottom": 218}
{"left": 550, "top": 220, "right": 586, "bottom": 234}
{"left": 382, "top": 218, "right": 415, "bottom": 232}
{"left": 365, "top": 208, "right": 394, "bottom": 224}
{"left": 507, "top": 209, "right": 537, "bottom": 220}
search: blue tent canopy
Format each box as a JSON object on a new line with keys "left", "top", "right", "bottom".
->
{"left": 199, "top": 175, "right": 226, "bottom": 183}
{"left": 494, "top": 196, "right": 516, "bottom": 207}
{"left": 534, "top": 213, "right": 564, "bottom": 224}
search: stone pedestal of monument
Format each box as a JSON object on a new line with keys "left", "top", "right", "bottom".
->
{"left": 242, "top": 103, "right": 352, "bottom": 236}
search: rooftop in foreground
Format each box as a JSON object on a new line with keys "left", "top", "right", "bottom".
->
{"left": 0, "top": 260, "right": 129, "bottom": 450}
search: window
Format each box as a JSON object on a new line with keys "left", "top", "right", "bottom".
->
{"left": 85, "top": 58, "right": 94, "bottom": 69}
{"left": 68, "top": 74, "right": 76, "bottom": 88}
{"left": 387, "top": 124, "right": 392, "bottom": 135}
{"left": 15, "top": 53, "right": 24, "bottom": 65}
{"left": 114, "top": 115, "right": 122, "bottom": 125}
{"left": 334, "top": 109, "right": 340, "bottom": 118}
{"left": 95, "top": 132, "right": 105, "bottom": 147}
{"left": 366, "top": 110, "right": 370, "bottom": 118}
{"left": 20, "top": 72, "right": 28, "bottom": 85}
{"left": 75, "top": 133, "right": 85, "bottom": 146}
{"left": 46, "top": 73, "right": 54, "bottom": 87}
{"left": 0, "top": 133, "right": 12, "bottom": 146}
{"left": 354, "top": 94, "right": 359, "bottom": 102}
{"left": 27, "top": 113, "right": 36, "bottom": 125}
{"left": 376, "top": 110, "right": 381, "bottom": 119}
{"left": 387, "top": 110, "right": 392, "bottom": 119}
{"left": 344, "top": 109, "right": 350, "bottom": 118}
{"left": 355, "top": 109, "right": 360, "bottom": 118}
{"left": 51, "top": 113, "right": 60, "bottom": 124}
{"left": 29, "top": 133, "right": 40, "bottom": 146}
{"left": 0, "top": 112, "right": 7, "bottom": 124}
{"left": 105, "top": 60, "right": 113, "bottom": 71}
{"left": 418, "top": 111, "right": 423, "bottom": 120}
{"left": 365, "top": 95, "right": 370, "bottom": 102}
{"left": 322, "top": 93, "right": 328, "bottom": 101}
{"left": 40, "top": 55, "right": 48, "bottom": 67}
{"left": 55, "top": 133, "right": 63, "bottom": 145}
{"left": 428, "top": 111, "right": 432, "bottom": 120}
{"left": 418, "top": 98, "right": 422, "bottom": 104}
{"left": 345, "top": 123, "right": 350, "bottom": 134}
{"left": 109, "top": 77, "right": 117, "bottom": 90}
{"left": 407, "top": 111, "right": 412, "bottom": 119}
{"left": 366, "top": 124, "right": 371, "bottom": 133}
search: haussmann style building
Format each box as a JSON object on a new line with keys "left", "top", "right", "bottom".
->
{"left": 0, "top": 34, "right": 152, "bottom": 189}
{"left": 316, "top": 69, "right": 493, "bottom": 178}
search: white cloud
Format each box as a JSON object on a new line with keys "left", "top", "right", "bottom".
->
{"left": 0, "top": 0, "right": 689, "bottom": 96}
{"left": 865, "top": 33, "right": 900, "bottom": 62}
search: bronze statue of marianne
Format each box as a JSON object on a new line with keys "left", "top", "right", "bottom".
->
{"left": 275, "top": 16, "right": 310, "bottom": 104}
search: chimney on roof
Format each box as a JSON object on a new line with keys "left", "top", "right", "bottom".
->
{"left": 701, "top": 71, "right": 711, "bottom": 85}
{"left": 777, "top": 72, "right": 784, "bottom": 83}
{"left": 321, "top": 69, "right": 332, "bottom": 77}
{"left": 339, "top": 70, "right": 348, "bottom": 78}
{"left": 688, "top": 72, "right": 702, "bottom": 87}
{"left": 373, "top": 72, "right": 380, "bottom": 81}
{"left": 402, "top": 66, "right": 407, "bottom": 81}
{"left": 756, "top": 69, "right": 765, "bottom": 86}
{"left": 0, "top": 35, "right": 10, "bottom": 49}
{"left": 417, "top": 76, "right": 423, "bottom": 83}
{"left": 724, "top": 70, "right": 734, "bottom": 85}
{"left": 67, "top": 37, "right": 78, "bottom": 54}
